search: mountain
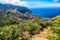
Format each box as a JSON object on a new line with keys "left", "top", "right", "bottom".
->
{"left": 0, "top": 3, "right": 41, "bottom": 25}
{"left": 0, "top": 3, "right": 31, "bottom": 13}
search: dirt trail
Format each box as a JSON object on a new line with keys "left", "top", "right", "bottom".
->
{"left": 31, "top": 26, "right": 51, "bottom": 40}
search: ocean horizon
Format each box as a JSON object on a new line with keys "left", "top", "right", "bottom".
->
{"left": 30, "top": 7, "right": 60, "bottom": 18}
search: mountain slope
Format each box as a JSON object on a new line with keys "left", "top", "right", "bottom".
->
{"left": 0, "top": 4, "right": 41, "bottom": 25}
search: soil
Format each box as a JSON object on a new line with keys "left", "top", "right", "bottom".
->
{"left": 30, "top": 26, "right": 51, "bottom": 40}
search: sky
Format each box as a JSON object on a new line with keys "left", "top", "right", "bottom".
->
{"left": 0, "top": 0, "right": 60, "bottom": 8}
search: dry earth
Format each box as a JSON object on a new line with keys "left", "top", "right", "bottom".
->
{"left": 30, "top": 26, "right": 51, "bottom": 40}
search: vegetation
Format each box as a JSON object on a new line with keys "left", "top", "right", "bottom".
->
{"left": 0, "top": 9, "right": 60, "bottom": 40}
{"left": 48, "top": 16, "right": 60, "bottom": 40}
{"left": 0, "top": 19, "right": 48, "bottom": 40}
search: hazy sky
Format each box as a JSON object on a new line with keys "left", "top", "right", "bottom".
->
{"left": 22, "top": 0, "right": 60, "bottom": 8}
{"left": 0, "top": 0, "right": 60, "bottom": 8}
{"left": 22, "top": 0, "right": 60, "bottom": 2}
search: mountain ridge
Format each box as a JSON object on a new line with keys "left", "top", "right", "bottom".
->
{"left": 0, "top": 3, "right": 31, "bottom": 13}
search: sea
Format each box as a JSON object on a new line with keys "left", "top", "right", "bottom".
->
{"left": 30, "top": 7, "right": 60, "bottom": 18}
